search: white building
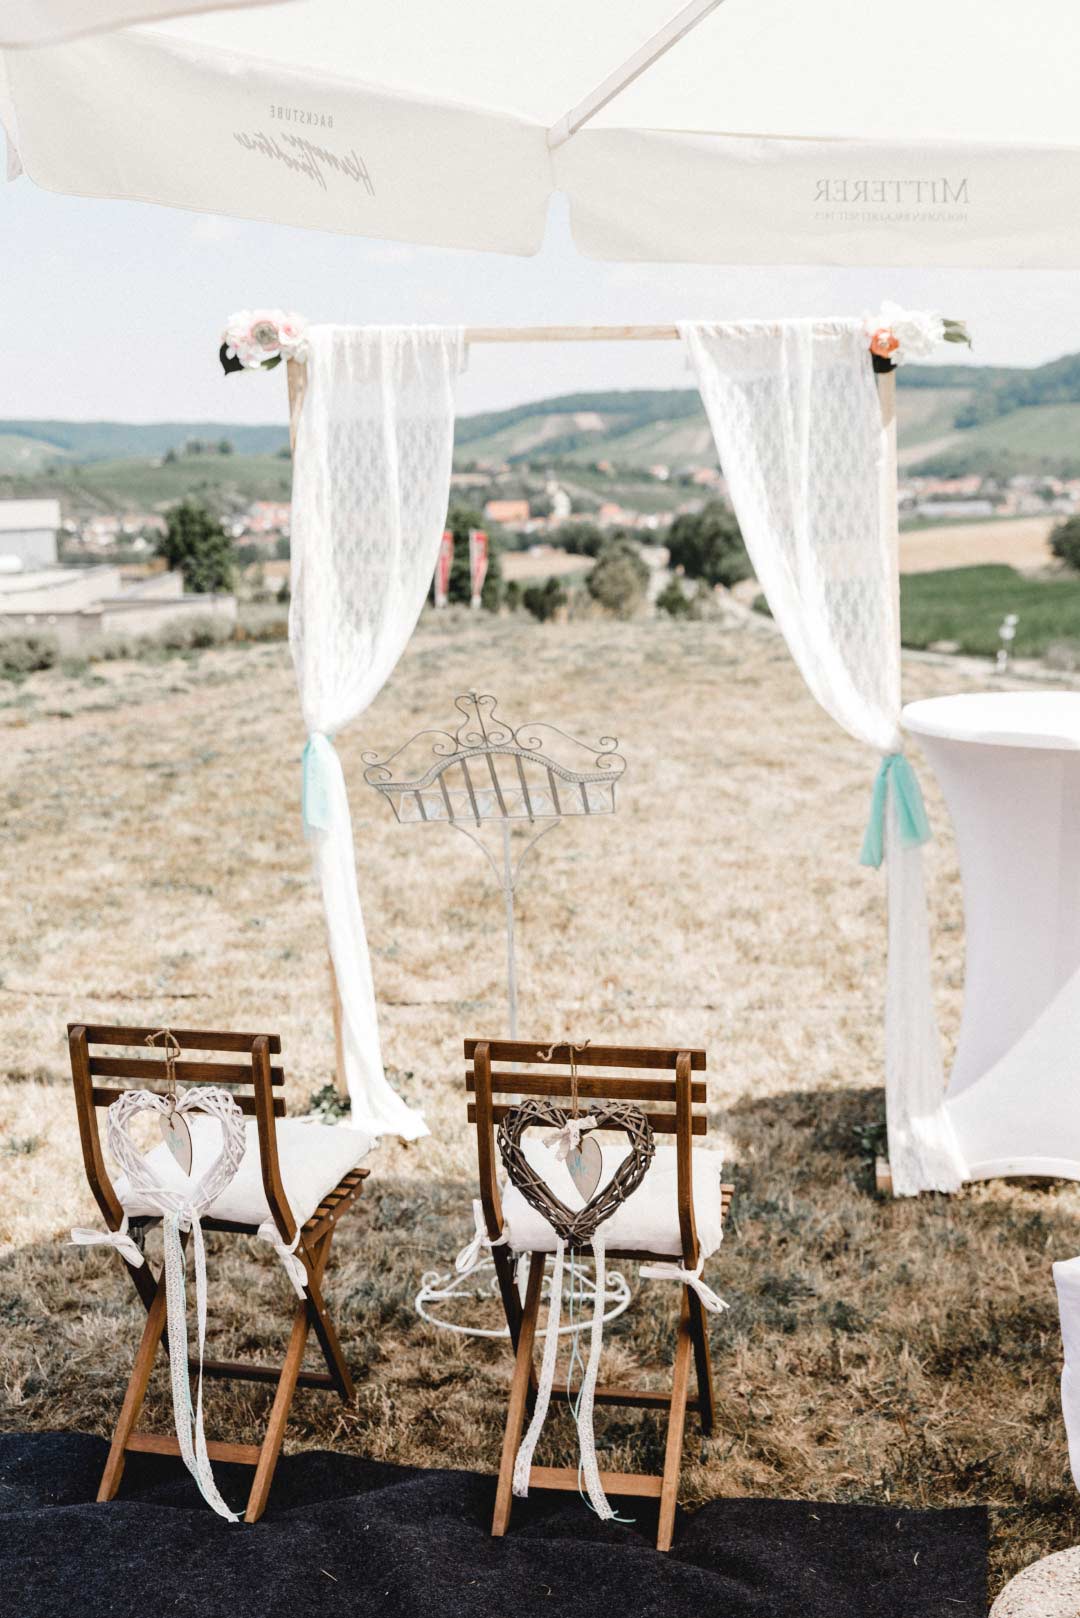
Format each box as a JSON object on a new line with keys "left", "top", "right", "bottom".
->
{"left": 0, "top": 498, "right": 60, "bottom": 567}
{"left": 0, "top": 563, "right": 236, "bottom": 649}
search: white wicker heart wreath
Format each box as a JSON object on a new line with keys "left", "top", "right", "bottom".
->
{"left": 105, "top": 1085, "right": 246, "bottom": 1220}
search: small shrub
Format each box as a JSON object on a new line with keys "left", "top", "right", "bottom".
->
{"left": 236, "top": 605, "right": 289, "bottom": 643}
{"left": 2, "top": 1134, "right": 42, "bottom": 1157}
{"left": 0, "top": 633, "right": 59, "bottom": 679}
{"left": 522, "top": 577, "right": 568, "bottom": 622}
{"left": 586, "top": 539, "right": 649, "bottom": 619}
{"left": 83, "top": 633, "right": 135, "bottom": 662}
{"left": 307, "top": 1083, "right": 351, "bottom": 1122}
{"left": 656, "top": 578, "right": 697, "bottom": 619}
{"left": 1050, "top": 514, "right": 1080, "bottom": 571}
{"left": 156, "top": 615, "right": 233, "bottom": 652}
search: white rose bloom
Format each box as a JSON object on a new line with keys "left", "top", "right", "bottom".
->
{"left": 868, "top": 301, "right": 946, "bottom": 364}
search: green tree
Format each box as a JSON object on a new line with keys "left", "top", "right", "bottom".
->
{"left": 158, "top": 498, "right": 235, "bottom": 594}
{"left": 666, "top": 500, "right": 750, "bottom": 588}
{"left": 586, "top": 539, "right": 649, "bottom": 619}
{"left": 1051, "top": 514, "right": 1080, "bottom": 571}
{"left": 551, "top": 520, "right": 605, "bottom": 558}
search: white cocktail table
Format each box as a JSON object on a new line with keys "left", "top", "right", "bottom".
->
{"left": 903, "top": 691, "right": 1080, "bottom": 1182}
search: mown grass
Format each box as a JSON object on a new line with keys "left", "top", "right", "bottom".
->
{"left": 1, "top": 612, "right": 1078, "bottom": 1600}
{"left": 901, "top": 563, "right": 1080, "bottom": 657}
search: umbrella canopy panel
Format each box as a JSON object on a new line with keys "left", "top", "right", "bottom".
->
{"left": 4, "top": 0, "right": 1080, "bottom": 263}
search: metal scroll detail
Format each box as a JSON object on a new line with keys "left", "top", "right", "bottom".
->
{"left": 361, "top": 691, "right": 625, "bottom": 828}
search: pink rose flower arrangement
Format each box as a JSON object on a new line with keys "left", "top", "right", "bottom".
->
{"left": 221, "top": 309, "right": 308, "bottom": 373}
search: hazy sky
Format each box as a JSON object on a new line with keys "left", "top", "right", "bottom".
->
{"left": 3, "top": 173, "right": 1080, "bottom": 427}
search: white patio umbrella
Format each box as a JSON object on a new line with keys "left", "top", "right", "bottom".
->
{"left": 2, "top": 0, "right": 1079, "bottom": 265}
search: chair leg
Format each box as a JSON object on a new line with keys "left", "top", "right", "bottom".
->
{"left": 98, "top": 1257, "right": 172, "bottom": 1502}
{"left": 245, "top": 1228, "right": 338, "bottom": 1523}
{"left": 301, "top": 1230, "right": 354, "bottom": 1403}
{"left": 492, "top": 1251, "right": 545, "bottom": 1538}
{"left": 656, "top": 1289, "right": 694, "bottom": 1553}
{"left": 686, "top": 1287, "right": 716, "bottom": 1437}
{"left": 492, "top": 1245, "right": 539, "bottom": 1405}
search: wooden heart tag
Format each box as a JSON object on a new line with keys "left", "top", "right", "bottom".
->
{"left": 497, "top": 1096, "right": 655, "bottom": 1247}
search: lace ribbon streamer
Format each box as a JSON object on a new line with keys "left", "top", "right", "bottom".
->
{"left": 70, "top": 1213, "right": 144, "bottom": 1268}
{"left": 639, "top": 1255, "right": 730, "bottom": 1314}
{"left": 454, "top": 1198, "right": 509, "bottom": 1278}
{"left": 257, "top": 1220, "right": 308, "bottom": 1298}
{"left": 512, "top": 1236, "right": 615, "bottom": 1521}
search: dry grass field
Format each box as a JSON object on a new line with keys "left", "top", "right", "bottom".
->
{"left": 2, "top": 611, "right": 1078, "bottom": 1597}
{"left": 899, "top": 515, "right": 1055, "bottom": 574}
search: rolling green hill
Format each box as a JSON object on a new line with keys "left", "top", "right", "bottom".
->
{"left": 0, "top": 452, "right": 293, "bottom": 514}
{"left": 4, "top": 345, "right": 1080, "bottom": 513}
{"left": 0, "top": 419, "right": 289, "bottom": 466}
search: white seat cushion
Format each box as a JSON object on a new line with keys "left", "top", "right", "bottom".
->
{"left": 114, "top": 1117, "right": 374, "bottom": 1228}
{"left": 500, "top": 1134, "right": 725, "bottom": 1258}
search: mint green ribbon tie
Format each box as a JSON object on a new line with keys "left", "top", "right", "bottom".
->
{"left": 859, "top": 752, "right": 931, "bottom": 869}
{"left": 301, "top": 732, "right": 335, "bottom": 833}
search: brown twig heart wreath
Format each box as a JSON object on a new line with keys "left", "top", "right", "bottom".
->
{"left": 498, "top": 1095, "right": 655, "bottom": 1246}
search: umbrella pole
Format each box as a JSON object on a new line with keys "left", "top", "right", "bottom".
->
{"left": 287, "top": 358, "right": 348, "bottom": 1101}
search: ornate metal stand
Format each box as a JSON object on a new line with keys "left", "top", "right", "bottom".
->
{"left": 364, "top": 691, "right": 628, "bottom": 1339}
{"left": 414, "top": 1256, "right": 632, "bottom": 1339}
{"left": 363, "top": 691, "right": 626, "bottom": 1036}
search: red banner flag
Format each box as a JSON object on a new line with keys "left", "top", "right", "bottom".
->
{"left": 469, "top": 529, "right": 489, "bottom": 609}
{"left": 434, "top": 528, "right": 453, "bottom": 608}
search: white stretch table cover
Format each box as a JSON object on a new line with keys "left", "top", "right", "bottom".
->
{"left": 5, "top": 0, "right": 1080, "bottom": 263}
{"left": 1054, "top": 1255, "right": 1080, "bottom": 1491}
{"left": 904, "top": 692, "right": 1080, "bottom": 1180}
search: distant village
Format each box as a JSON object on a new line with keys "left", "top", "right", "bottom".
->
{"left": 27, "top": 455, "right": 1080, "bottom": 576}
{"left": 4, "top": 445, "right": 1079, "bottom": 652}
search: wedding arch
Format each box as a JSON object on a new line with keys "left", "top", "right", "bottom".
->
{"left": 240, "top": 309, "right": 968, "bottom": 1196}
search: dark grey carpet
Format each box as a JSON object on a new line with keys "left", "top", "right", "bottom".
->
{"left": 0, "top": 1433, "right": 986, "bottom": 1618}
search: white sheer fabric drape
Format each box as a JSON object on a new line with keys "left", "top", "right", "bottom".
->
{"left": 680, "top": 318, "right": 966, "bottom": 1195}
{"left": 290, "top": 324, "right": 465, "bottom": 1140}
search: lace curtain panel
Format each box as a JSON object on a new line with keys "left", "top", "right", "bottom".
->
{"left": 680, "top": 318, "right": 966, "bottom": 1195}
{"left": 290, "top": 324, "right": 466, "bottom": 1140}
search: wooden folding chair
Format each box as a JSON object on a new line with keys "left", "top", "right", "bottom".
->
{"left": 68, "top": 1021, "right": 369, "bottom": 1522}
{"left": 465, "top": 1036, "right": 733, "bottom": 1551}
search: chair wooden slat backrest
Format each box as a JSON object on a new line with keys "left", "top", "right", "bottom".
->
{"left": 465, "top": 1037, "right": 708, "bottom": 1267}
{"left": 68, "top": 1022, "right": 294, "bottom": 1242}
